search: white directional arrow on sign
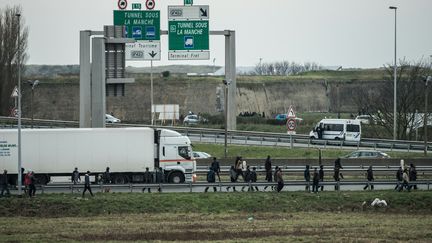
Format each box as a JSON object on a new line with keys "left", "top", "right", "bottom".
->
{"left": 168, "top": 5, "right": 209, "bottom": 19}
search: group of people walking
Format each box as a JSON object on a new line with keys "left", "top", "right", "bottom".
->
{"left": 205, "top": 156, "right": 422, "bottom": 193}
{"left": 205, "top": 156, "right": 285, "bottom": 193}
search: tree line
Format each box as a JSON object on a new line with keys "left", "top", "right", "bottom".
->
{"left": 254, "top": 61, "right": 323, "bottom": 76}
{"left": 0, "top": 6, "right": 28, "bottom": 116}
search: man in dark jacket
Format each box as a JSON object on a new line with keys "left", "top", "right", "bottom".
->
{"left": 204, "top": 167, "right": 217, "bottom": 192}
{"left": 242, "top": 166, "right": 252, "bottom": 192}
{"left": 312, "top": 168, "right": 319, "bottom": 193}
{"left": 82, "top": 171, "right": 94, "bottom": 197}
{"left": 395, "top": 167, "right": 403, "bottom": 190}
{"left": 409, "top": 163, "right": 417, "bottom": 190}
{"left": 264, "top": 155, "right": 272, "bottom": 191}
{"left": 155, "top": 167, "right": 164, "bottom": 193}
{"left": 319, "top": 165, "right": 324, "bottom": 191}
{"left": 71, "top": 167, "right": 81, "bottom": 192}
{"left": 273, "top": 166, "right": 280, "bottom": 191}
{"left": 333, "top": 166, "right": 343, "bottom": 191}
{"left": 226, "top": 166, "right": 238, "bottom": 192}
{"left": 250, "top": 167, "right": 259, "bottom": 191}
{"left": 0, "top": 170, "right": 10, "bottom": 197}
{"left": 211, "top": 157, "right": 221, "bottom": 182}
{"left": 142, "top": 167, "right": 152, "bottom": 193}
{"left": 103, "top": 167, "right": 111, "bottom": 193}
{"left": 304, "top": 165, "right": 311, "bottom": 192}
{"left": 363, "top": 165, "right": 374, "bottom": 190}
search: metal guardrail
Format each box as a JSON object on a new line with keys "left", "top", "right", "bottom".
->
{"left": 20, "top": 180, "right": 432, "bottom": 194}
{"left": 1, "top": 116, "right": 431, "bottom": 152}
{"left": 194, "top": 165, "right": 432, "bottom": 173}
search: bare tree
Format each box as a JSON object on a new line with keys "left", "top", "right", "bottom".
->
{"left": 0, "top": 5, "right": 28, "bottom": 116}
{"left": 353, "top": 59, "right": 431, "bottom": 140}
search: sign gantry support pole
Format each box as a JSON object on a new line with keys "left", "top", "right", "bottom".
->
{"left": 160, "top": 29, "right": 236, "bottom": 130}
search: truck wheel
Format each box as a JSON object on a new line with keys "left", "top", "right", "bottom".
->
{"left": 169, "top": 172, "right": 185, "bottom": 183}
{"left": 113, "top": 175, "right": 128, "bottom": 184}
{"left": 36, "top": 174, "right": 50, "bottom": 185}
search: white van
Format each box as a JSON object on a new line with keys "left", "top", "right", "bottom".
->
{"left": 309, "top": 119, "right": 361, "bottom": 141}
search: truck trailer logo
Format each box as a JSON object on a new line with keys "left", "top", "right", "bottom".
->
{"left": 0, "top": 140, "right": 16, "bottom": 157}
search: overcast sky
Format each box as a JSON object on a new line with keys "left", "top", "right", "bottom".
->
{"left": 2, "top": 0, "right": 432, "bottom": 68}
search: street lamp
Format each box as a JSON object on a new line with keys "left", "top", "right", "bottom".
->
{"left": 223, "top": 79, "right": 230, "bottom": 158}
{"left": 389, "top": 6, "right": 397, "bottom": 140}
{"left": 27, "top": 80, "right": 39, "bottom": 129}
{"left": 425, "top": 76, "right": 432, "bottom": 156}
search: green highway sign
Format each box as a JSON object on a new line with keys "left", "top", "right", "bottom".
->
{"left": 168, "top": 6, "right": 209, "bottom": 60}
{"left": 113, "top": 10, "right": 160, "bottom": 40}
{"left": 184, "top": 0, "right": 193, "bottom": 5}
{"left": 168, "top": 20, "right": 209, "bottom": 50}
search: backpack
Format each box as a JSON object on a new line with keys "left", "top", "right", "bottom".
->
{"left": 24, "top": 174, "right": 31, "bottom": 186}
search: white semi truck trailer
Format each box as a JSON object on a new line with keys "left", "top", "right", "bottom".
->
{"left": 0, "top": 127, "right": 196, "bottom": 184}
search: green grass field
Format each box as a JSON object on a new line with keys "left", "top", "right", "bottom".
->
{"left": 0, "top": 191, "right": 431, "bottom": 242}
{"left": 193, "top": 143, "right": 431, "bottom": 159}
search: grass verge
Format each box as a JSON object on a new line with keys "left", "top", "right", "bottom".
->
{"left": 0, "top": 191, "right": 431, "bottom": 242}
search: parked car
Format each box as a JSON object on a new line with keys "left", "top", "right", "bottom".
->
{"left": 355, "top": 115, "right": 384, "bottom": 125}
{"left": 193, "top": 151, "right": 212, "bottom": 159}
{"left": 355, "top": 115, "right": 373, "bottom": 125}
{"left": 344, "top": 150, "right": 390, "bottom": 159}
{"left": 183, "top": 114, "right": 208, "bottom": 126}
{"left": 275, "top": 114, "right": 303, "bottom": 123}
{"left": 105, "top": 114, "right": 121, "bottom": 123}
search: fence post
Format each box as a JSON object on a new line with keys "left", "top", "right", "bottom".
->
{"left": 129, "top": 183, "right": 133, "bottom": 193}
{"left": 290, "top": 134, "right": 293, "bottom": 149}
{"left": 189, "top": 182, "right": 192, "bottom": 193}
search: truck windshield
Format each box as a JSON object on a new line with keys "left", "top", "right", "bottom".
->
{"left": 178, "top": 146, "right": 191, "bottom": 159}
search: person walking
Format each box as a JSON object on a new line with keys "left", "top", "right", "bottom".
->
{"left": 398, "top": 168, "right": 410, "bottom": 192}
{"left": 276, "top": 168, "right": 284, "bottom": 192}
{"left": 103, "top": 167, "right": 111, "bottom": 192}
{"left": 319, "top": 165, "right": 324, "bottom": 191}
{"left": 395, "top": 167, "right": 403, "bottom": 190}
{"left": 24, "top": 171, "right": 31, "bottom": 196}
{"left": 333, "top": 166, "right": 343, "bottom": 191}
{"left": 71, "top": 167, "right": 81, "bottom": 192}
{"left": 304, "top": 165, "right": 311, "bottom": 192}
{"left": 235, "top": 156, "right": 245, "bottom": 181}
{"left": 142, "top": 167, "right": 152, "bottom": 193}
{"left": 363, "top": 165, "right": 374, "bottom": 190}
{"left": 409, "top": 163, "right": 417, "bottom": 190}
{"left": 263, "top": 155, "right": 272, "bottom": 191}
{"left": 82, "top": 171, "right": 94, "bottom": 197}
{"left": 211, "top": 157, "right": 221, "bottom": 182}
{"left": 204, "top": 167, "right": 217, "bottom": 192}
{"left": 226, "top": 166, "right": 238, "bottom": 192}
{"left": 312, "top": 168, "right": 319, "bottom": 193}
{"left": 241, "top": 165, "right": 252, "bottom": 192}
{"left": 28, "top": 171, "right": 37, "bottom": 197}
{"left": 250, "top": 167, "right": 259, "bottom": 191}
{"left": 155, "top": 167, "right": 164, "bottom": 193}
{"left": 0, "top": 170, "right": 10, "bottom": 197}
{"left": 273, "top": 166, "right": 280, "bottom": 191}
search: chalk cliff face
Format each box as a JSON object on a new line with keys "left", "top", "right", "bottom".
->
{"left": 19, "top": 78, "right": 374, "bottom": 122}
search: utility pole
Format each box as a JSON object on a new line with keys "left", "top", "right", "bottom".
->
{"left": 16, "top": 13, "right": 22, "bottom": 196}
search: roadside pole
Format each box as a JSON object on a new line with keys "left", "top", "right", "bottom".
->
{"left": 16, "top": 13, "right": 22, "bottom": 196}
{"left": 151, "top": 60, "right": 154, "bottom": 125}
